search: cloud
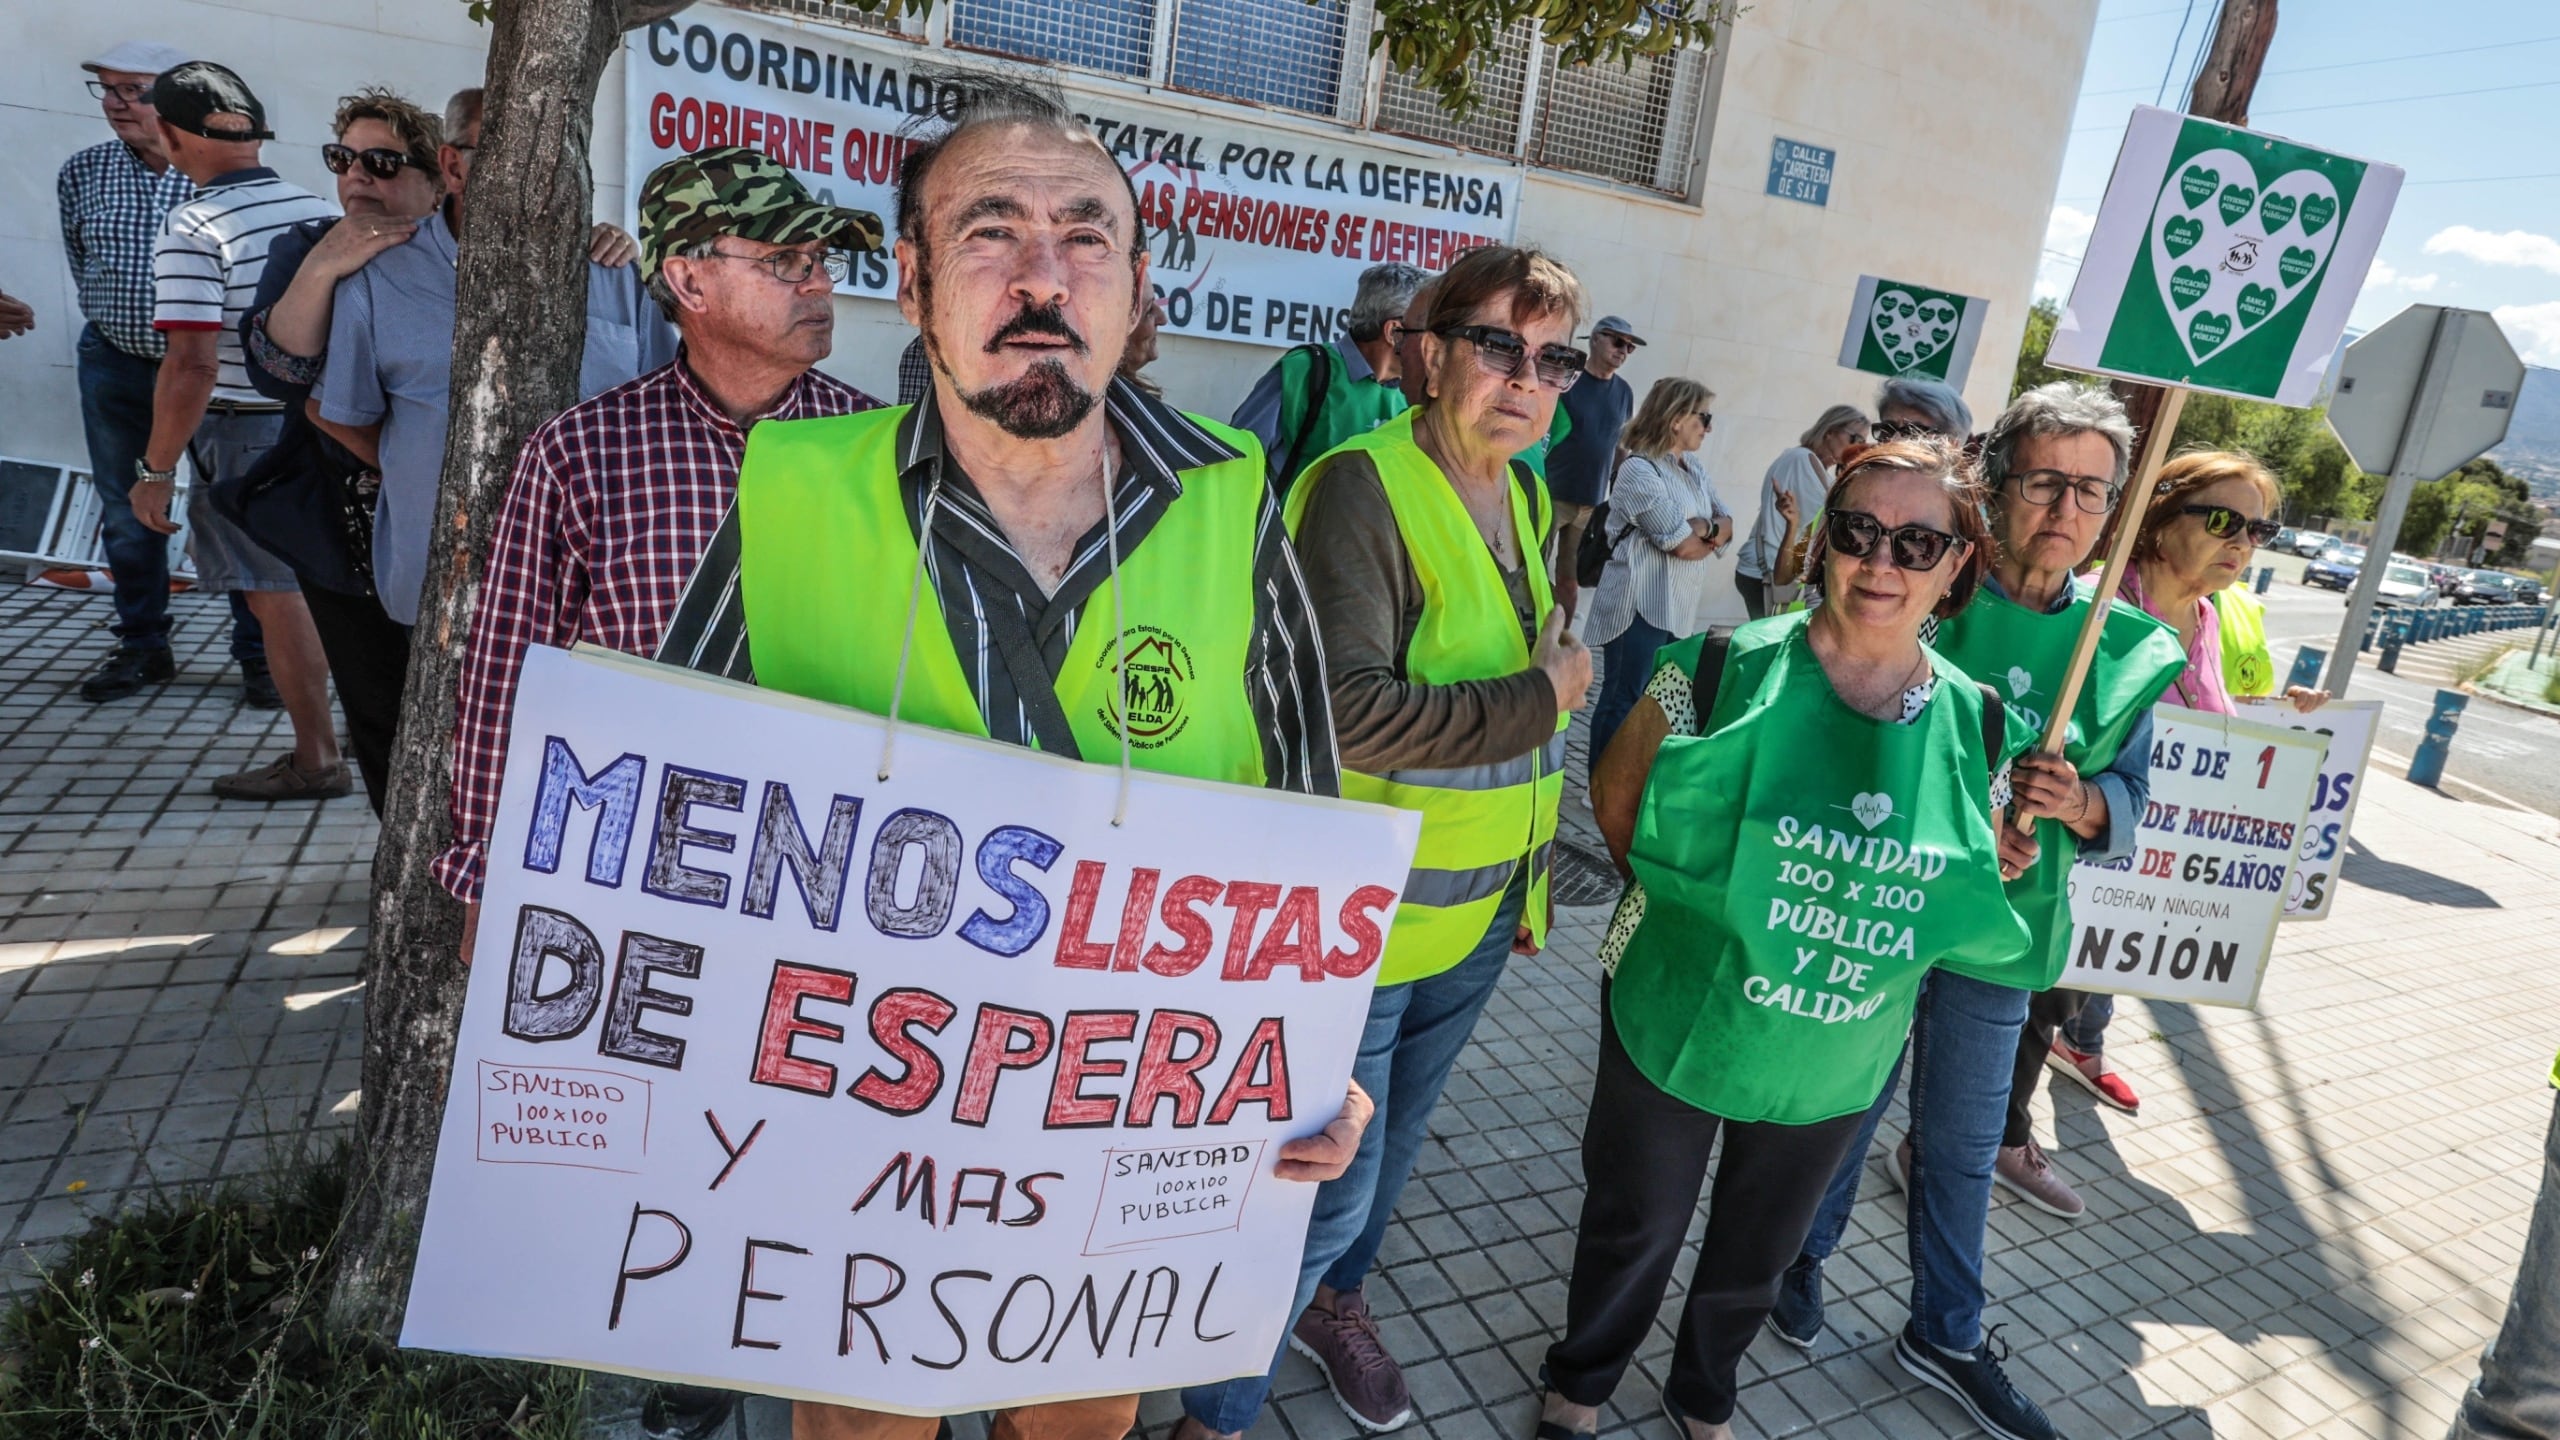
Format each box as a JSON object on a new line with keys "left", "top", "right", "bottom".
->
{"left": 2495, "top": 301, "right": 2560, "bottom": 367}
{"left": 2423, "top": 225, "right": 2560, "bottom": 275}
{"left": 2366, "top": 258, "right": 2440, "bottom": 293}
{"left": 2035, "top": 205, "right": 2096, "bottom": 301}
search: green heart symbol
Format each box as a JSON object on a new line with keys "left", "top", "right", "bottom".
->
{"left": 2298, "top": 193, "right": 2337, "bottom": 235}
{"left": 2236, "top": 283, "right": 2278, "bottom": 327}
{"left": 2218, "top": 184, "right": 2256, "bottom": 225}
{"left": 1929, "top": 326, "right": 1950, "bottom": 343}
{"left": 2162, "top": 215, "right": 2204, "bottom": 257}
{"left": 2258, "top": 191, "right": 2298, "bottom": 232}
{"left": 1897, "top": 300, "right": 1916, "bottom": 317}
{"left": 2190, "top": 311, "right": 2233, "bottom": 354}
{"left": 2180, "top": 165, "right": 2219, "bottom": 208}
{"left": 2169, "top": 265, "right": 2212, "bottom": 310}
{"left": 2278, "top": 245, "right": 2317, "bottom": 286}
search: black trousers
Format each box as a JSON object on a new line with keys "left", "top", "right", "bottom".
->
{"left": 300, "top": 580, "right": 410, "bottom": 815}
{"left": 2005, "top": 987, "right": 2089, "bottom": 1148}
{"left": 1735, "top": 573, "right": 1771, "bottom": 620}
{"left": 1546, "top": 990, "right": 1868, "bottom": 1424}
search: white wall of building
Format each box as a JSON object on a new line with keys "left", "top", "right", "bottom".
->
{"left": 3, "top": 0, "right": 2097, "bottom": 543}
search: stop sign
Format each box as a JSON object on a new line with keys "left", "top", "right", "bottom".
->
{"left": 2327, "top": 306, "right": 2525, "bottom": 478}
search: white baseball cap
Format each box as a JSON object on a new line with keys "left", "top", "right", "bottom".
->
{"left": 84, "top": 41, "right": 192, "bottom": 78}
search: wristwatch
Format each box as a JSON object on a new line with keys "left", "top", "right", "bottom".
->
{"left": 135, "top": 458, "right": 178, "bottom": 486}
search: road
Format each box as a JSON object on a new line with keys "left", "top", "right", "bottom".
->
{"left": 2252, "top": 557, "right": 2560, "bottom": 818}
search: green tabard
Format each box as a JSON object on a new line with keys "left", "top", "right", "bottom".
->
{"left": 1930, "top": 585, "right": 2186, "bottom": 990}
{"left": 1610, "top": 612, "right": 2034, "bottom": 1125}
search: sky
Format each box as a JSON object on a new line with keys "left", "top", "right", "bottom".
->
{"left": 2040, "top": 0, "right": 2560, "bottom": 366}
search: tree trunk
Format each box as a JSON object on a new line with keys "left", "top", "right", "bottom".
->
{"left": 2116, "top": 0, "right": 2279, "bottom": 446}
{"left": 329, "top": 0, "right": 635, "bottom": 1335}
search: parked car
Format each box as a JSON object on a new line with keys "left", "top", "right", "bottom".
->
{"left": 2427, "top": 563, "right": 2462, "bottom": 596}
{"left": 2453, "top": 569, "right": 2521, "bottom": 605}
{"left": 2303, "top": 544, "right": 2365, "bottom": 590}
{"left": 2273, "top": 526, "right": 2304, "bottom": 554}
{"left": 2282, "top": 529, "right": 2335, "bottom": 557}
{"left": 2515, "top": 577, "right": 2547, "bottom": 605}
{"left": 2376, "top": 562, "right": 2439, "bottom": 608}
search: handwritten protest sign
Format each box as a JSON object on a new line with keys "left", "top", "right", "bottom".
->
{"left": 2062, "top": 704, "right": 2324, "bottom": 1008}
{"left": 1838, "top": 275, "right": 1988, "bottom": 387}
{"left": 2238, "top": 698, "right": 2379, "bottom": 921}
{"left": 626, "top": 8, "right": 1522, "bottom": 349}
{"left": 2048, "top": 106, "right": 2401, "bottom": 405}
{"left": 401, "top": 647, "right": 1420, "bottom": 1413}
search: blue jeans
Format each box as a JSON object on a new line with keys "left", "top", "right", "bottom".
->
{"left": 1589, "top": 612, "right": 1674, "bottom": 784}
{"left": 1181, "top": 875, "right": 1525, "bottom": 1434}
{"left": 75, "top": 325, "right": 260, "bottom": 660}
{"left": 2063, "top": 990, "right": 2113, "bottom": 1054}
{"left": 2452, "top": 1090, "right": 2560, "bottom": 1440}
{"left": 1794, "top": 969, "right": 2027, "bottom": 1351}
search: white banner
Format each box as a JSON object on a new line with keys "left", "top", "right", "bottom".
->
{"left": 626, "top": 9, "right": 1523, "bottom": 349}
{"left": 2238, "top": 698, "right": 2379, "bottom": 922}
{"left": 401, "top": 647, "right": 1420, "bottom": 1413}
{"left": 2061, "top": 704, "right": 2326, "bottom": 1008}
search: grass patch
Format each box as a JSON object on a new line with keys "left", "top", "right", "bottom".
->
{"left": 2454, "top": 643, "right": 2517, "bottom": 688}
{"left": 0, "top": 1139, "right": 589, "bottom": 1439}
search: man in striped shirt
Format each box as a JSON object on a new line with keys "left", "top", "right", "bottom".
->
{"left": 137, "top": 62, "right": 349, "bottom": 800}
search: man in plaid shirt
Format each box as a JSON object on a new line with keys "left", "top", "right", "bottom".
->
{"left": 433, "top": 147, "right": 886, "bottom": 916}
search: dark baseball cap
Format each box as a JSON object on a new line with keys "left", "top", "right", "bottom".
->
{"left": 637, "top": 146, "right": 884, "bottom": 283}
{"left": 148, "top": 61, "right": 273, "bottom": 141}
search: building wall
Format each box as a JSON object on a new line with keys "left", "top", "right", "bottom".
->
{"left": 2, "top": 0, "right": 2098, "bottom": 545}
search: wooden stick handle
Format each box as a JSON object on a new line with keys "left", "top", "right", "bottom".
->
{"left": 2009, "top": 385, "right": 2189, "bottom": 830}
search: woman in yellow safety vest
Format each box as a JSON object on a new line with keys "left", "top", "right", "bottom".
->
{"left": 1182, "top": 245, "right": 1593, "bottom": 1440}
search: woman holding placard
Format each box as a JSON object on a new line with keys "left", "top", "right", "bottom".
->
{"left": 1583, "top": 377, "right": 1732, "bottom": 778}
{"left": 1539, "top": 438, "right": 2036, "bottom": 1440}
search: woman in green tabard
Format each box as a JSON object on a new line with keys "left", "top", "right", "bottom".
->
{"left": 1537, "top": 438, "right": 2038, "bottom": 1440}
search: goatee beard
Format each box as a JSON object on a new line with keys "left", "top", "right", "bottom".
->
{"left": 959, "top": 357, "right": 1099, "bottom": 440}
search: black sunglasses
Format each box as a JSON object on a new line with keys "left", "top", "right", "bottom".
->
{"left": 1434, "top": 324, "right": 1586, "bottom": 391}
{"left": 322, "top": 144, "right": 425, "bottom": 181}
{"left": 1824, "top": 508, "right": 1960, "bottom": 571}
{"left": 2182, "top": 504, "right": 2281, "bottom": 545}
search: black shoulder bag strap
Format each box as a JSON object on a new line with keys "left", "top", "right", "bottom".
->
{"left": 1685, "top": 633, "right": 1734, "bottom": 732}
{"left": 1977, "top": 682, "right": 2007, "bottom": 785}
{"left": 1276, "top": 342, "right": 1335, "bottom": 488}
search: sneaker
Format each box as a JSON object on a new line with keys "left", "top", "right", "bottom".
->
{"left": 1290, "top": 1290, "right": 1413, "bottom": 1432}
{"left": 79, "top": 645, "right": 175, "bottom": 702}
{"left": 240, "top": 657, "right": 282, "bottom": 709}
{"left": 638, "top": 1384, "right": 738, "bottom": 1439}
{"left": 1886, "top": 1134, "right": 1915, "bottom": 1193}
{"left": 1894, "top": 1322, "right": 2060, "bottom": 1440}
{"left": 2046, "top": 1038, "right": 2139, "bottom": 1114}
{"left": 211, "top": 753, "right": 353, "bottom": 802}
{"left": 1993, "top": 1140, "right": 2085, "bottom": 1219}
{"left": 1764, "top": 1255, "right": 1823, "bottom": 1349}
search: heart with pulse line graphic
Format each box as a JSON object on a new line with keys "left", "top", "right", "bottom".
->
{"left": 2146, "top": 145, "right": 2341, "bottom": 366}
{"left": 1869, "top": 288, "right": 1963, "bottom": 374}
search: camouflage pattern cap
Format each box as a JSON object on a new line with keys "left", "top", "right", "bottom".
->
{"left": 637, "top": 146, "right": 885, "bottom": 283}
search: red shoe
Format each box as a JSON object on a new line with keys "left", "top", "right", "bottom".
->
{"left": 2046, "top": 1038, "right": 2140, "bottom": 1115}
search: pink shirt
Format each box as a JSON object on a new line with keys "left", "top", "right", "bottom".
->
{"left": 2120, "top": 566, "right": 2234, "bottom": 716}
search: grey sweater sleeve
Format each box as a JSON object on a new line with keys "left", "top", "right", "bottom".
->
{"left": 1293, "top": 452, "right": 1562, "bottom": 774}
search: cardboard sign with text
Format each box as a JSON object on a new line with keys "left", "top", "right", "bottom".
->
{"left": 2063, "top": 704, "right": 2325, "bottom": 1007}
{"left": 2239, "top": 698, "right": 2380, "bottom": 922}
{"left": 2048, "top": 106, "right": 2401, "bottom": 405}
{"left": 401, "top": 647, "right": 1421, "bottom": 1413}
{"left": 627, "top": 8, "right": 1522, "bottom": 349}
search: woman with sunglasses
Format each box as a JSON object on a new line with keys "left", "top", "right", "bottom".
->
{"left": 1544, "top": 439, "right": 2036, "bottom": 1440}
{"left": 1220, "top": 244, "right": 1590, "bottom": 1439}
{"left": 1582, "top": 377, "right": 1731, "bottom": 778}
{"left": 1764, "top": 377, "right": 1975, "bottom": 599}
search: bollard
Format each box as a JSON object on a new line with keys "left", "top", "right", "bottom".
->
{"left": 2419, "top": 610, "right": 2438, "bottom": 642}
{"left": 2286, "top": 646, "right": 2326, "bottom": 692}
{"left": 2409, "top": 690, "right": 2469, "bottom": 788}
{"left": 2255, "top": 565, "right": 2274, "bottom": 595}
{"left": 2379, "top": 624, "right": 2404, "bottom": 673}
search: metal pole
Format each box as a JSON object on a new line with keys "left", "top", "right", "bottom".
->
{"left": 2327, "top": 309, "right": 2465, "bottom": 697}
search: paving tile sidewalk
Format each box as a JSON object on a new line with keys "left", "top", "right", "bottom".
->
{"left": 5, "top": 581, "right": 2558, "bottom": 1439}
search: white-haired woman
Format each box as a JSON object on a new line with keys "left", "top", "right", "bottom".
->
{"left": 1736, "top": 403, "right": 1868, "bottom": 618}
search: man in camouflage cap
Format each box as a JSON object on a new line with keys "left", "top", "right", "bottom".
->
{"left": 637, "top": 143, "right": 883, "bottom": 287}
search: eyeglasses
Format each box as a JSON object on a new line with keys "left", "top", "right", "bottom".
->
{"left": 2181, "top": 504, "right": 2281, "bottom": 545}
{"left": 1872, "top": 419, "right": 1940, "bottom": 441}
{"left": 322, "top": 144, "right": 425, "bottom": 181}
{"left": 87, "top": 80, "right": 153, "bottom": 105}
{"left": 1824, "top": 508, "right": 1961, "bottom": 571}
{"left": 2011, "top": 468, "right": 2121, "bottom": 515}
{"left": 701, "top": 247, "right": 829, "bottom": 284}
{"left": 1434, "top": 324, "right": 1585, "bottom": 391}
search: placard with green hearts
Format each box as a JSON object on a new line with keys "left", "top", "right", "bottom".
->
{"left": 2047, "top": 106, "right": 2402, "bottom": 407}
{"left": 1837, "top": 274, "right": 1989, "bottom": 385}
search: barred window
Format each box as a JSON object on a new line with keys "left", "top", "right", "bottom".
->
{"left": 1167, "top": 0, "right": 1352, "bottom": 117}
{"left": 1530, "top": 45, "right": 1709, "bottom": 192}
{"left": 949, "top": 0, "right": 1154, "bottom": 77}
{"left": 1371, "top": 18, "right": 1538, "bottom": 158}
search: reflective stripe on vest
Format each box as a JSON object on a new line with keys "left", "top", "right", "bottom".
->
{"left": 1288, "top": 410, "right": 1565, "bottom": 985}
{"left": 731, "top": 404, "right": 1270, "bottom": 787}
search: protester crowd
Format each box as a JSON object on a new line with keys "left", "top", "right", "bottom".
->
{"left": 46, "top": 36, "right": 2548, "bottom": 1440}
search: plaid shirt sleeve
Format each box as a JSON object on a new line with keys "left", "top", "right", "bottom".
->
{"left": 432, "top": 426, "right": 587, "bottom": 903}
{"left": 57, "top": 160, "right": 86, "bottom": 279}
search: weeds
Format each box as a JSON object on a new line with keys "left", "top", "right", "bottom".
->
{"left": 0, "top": 1139, "right": 588, "bottom": 1439}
